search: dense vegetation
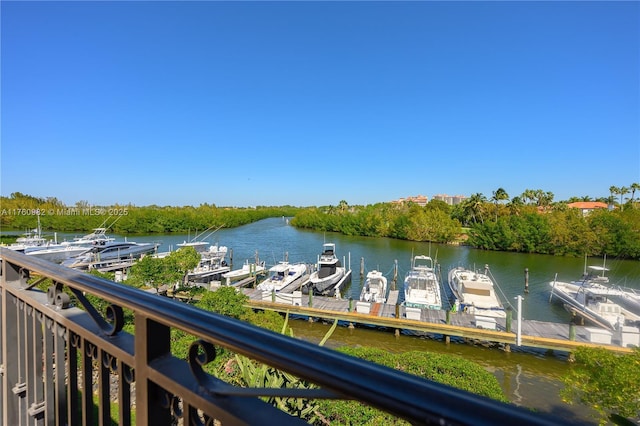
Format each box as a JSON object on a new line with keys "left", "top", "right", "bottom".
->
{"left": 3, "top": 186, "right": 639, "bottom": 259}
{"left": 0, "top": 192, "right": 301, "bottom": 234}
{"left": 561, "top": 346, "right": 640, "bottom": 425}
{"left": 291, "top": 187, "right": 640, "bottom": 259}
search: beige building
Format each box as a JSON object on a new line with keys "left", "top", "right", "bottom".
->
{"left": 432, "top": 194, "right": 467, "bottom": 205}
{"left": 392, "top": 195, "right": 429, "bottom": 207}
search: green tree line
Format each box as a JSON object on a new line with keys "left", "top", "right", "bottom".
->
{"left": 291, "top": 186, "right": 640, "bottom": 260}
{"left": 3, "top": 187, "right": 640, "bottom": 259}
{"left": 0, "top": 192, "right": 301, "bottom": 234}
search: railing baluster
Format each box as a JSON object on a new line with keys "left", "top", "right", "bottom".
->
{"left": 3, "top": 292, "right": 21, "bottom": 425}
{"left": 67, "top": 332, "right": 79, "bottom": 426}
{"left": 135, "top": 316, "right": 172, "bottom": 425}
{"left": 0, "top": 282, "right": 3, "bottom": 424}
{"left": 54, "top": 322, "right": 67, "bottom": 426}
{"left": 17, "top": 298, "right": 28, "bottom": 425}
{"left": 98, "top": 349, "right": 110, "bottom": 426}
{"left": 117, "top": 361, "right": 132, "bottom": 426}
{"left": 82, "top": 339, "right": 94, "bottom": 426}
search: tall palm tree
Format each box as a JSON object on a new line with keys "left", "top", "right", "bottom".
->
{"left": 521, "top": 189, "right": 536, "bottom": 205}
{"left": 619, "top": 186, "right": 629, "bottom": 205}
{"left": 507, "top": 196, "right": 524, "bottom": 216}
{"left": 492, "top": 188, "right": 509, "bottom": 204}
{"left": 491, "top": 188, "right": 509, "bottom": 220}
{"left": 463, "top": 193, "right": 487, "bottom": 225}
{"left": 609, "top": 185, "right": 620, "bottom": 205}
{"left": 630, "top": 183, "right": 640, "bottom": 205}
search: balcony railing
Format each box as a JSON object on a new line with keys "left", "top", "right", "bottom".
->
{"left": 0, "top": 247, "right": 571, "bottom": 425}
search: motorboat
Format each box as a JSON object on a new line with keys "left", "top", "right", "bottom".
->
{"left": 24, "top": 243, "right": 89, "bottom": 264}
{"left": 61, "top": 240, "right": 160, "bottom": 270}
{"left": 360, "top": 270, "right": 388, "bottom": 303}
{"left": 24, "top": 227, "right": 116, "bottom": 263}
{"left": 4, "top": 215, "right": 48, "bottom": 252}
{"left": 186, "top": 243, "right": 230, "bottom": 283}
{"left": 448, "top": 265, "right": 506, "bottom": 318}
{"left": 549, "top": 265, "right": 634, "bottom": 330}
{"left": 403, "top": 255, "right": 442, "bottom": 310}
{"left": 308, "top": 243, "right": 347, "bottom": 295}
{"left": 609, "top": 287, "right": 640, "bottom": 321}
{"left": 60, "top": 227, "right": 116, "bottom": 247}
{"left": 257, "top": 261, "right": 308, "bottom": 293}
{"left": 222, "top": 258, "right": 266, "bottom": 285}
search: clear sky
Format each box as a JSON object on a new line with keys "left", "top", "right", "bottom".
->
{"left": 1, "top": 1, "right": 638, "bottom": 207}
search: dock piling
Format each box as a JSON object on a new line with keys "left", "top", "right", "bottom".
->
{"left": 524, "top": 268, "right": 529, "bottom": 294}
{"left": 392, "top": 260, "right": 398, "bottom": 291}
{"left": 569, "top": 323, "right": 576, "bottom": 341}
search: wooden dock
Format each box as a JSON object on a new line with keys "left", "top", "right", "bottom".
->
{"left": 242, "top": 289, "right": 638, "bottom": 355}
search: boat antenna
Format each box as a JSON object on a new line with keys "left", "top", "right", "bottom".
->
{"left": 106, "top": 215, "right": 123, "bottom": 231}
{"left": 198, "top": 224, "right": 225, "bottom": 242}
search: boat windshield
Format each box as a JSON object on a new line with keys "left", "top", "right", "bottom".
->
{"left": 409, "top": 275, "right": 436, "bottom": 291}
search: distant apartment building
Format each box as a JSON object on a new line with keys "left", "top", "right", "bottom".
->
{"left": 392, "top": 195, "right": 429, "bottom": 207}
{"left": 432, "top": 194, "right": 467, "bottom": 205}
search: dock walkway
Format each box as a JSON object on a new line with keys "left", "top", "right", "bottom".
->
{"left": 242, "top": 289, "right": 638, "bottom": 354}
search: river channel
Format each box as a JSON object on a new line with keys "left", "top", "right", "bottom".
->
{"left": 61, "top": 217, "right": 640, "bottom": 423}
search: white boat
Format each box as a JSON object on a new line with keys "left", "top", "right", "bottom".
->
{"left": 549, "top": 265, "right": 631, "bottom": 330}
{"left": 610, "top": 287, "right": 640, "bottom": 320}
{"left": 24, "top": 244, "right": 89, "bottom": 264}
{"left": 24, "top": 227, "right": 116, "bottom": 263}
{"left": 360, "top": 270, "right": 388, "bottom": 303}
{"left": 61, "top": 227, "right": 116, "bottom": 247}
{"left": 308, "top": 243, "right": 347, "bottom": 295}
{"left": 257, "top": 262, "right": 308, "bottom": 293}
{"left": 222, "top": 258, "right": 266, "bottom": 285}
{"left": 403, "top": 255, "right": 442, "bottom": 310}
{"left": 4, "top": 215, "right": 48, "bottom": 252}
{"left": 186, "top": 243, "right": 230, "bottom": 283}
{"left": 61, "top": 240, "right": 160, "bottom": 270}
{"left": 448, "top": 265, "right": 506, "bottom": 318}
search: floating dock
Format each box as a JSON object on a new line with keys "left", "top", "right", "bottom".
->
{"left": 241, "top": 289, "right": 638, "bottom": 355}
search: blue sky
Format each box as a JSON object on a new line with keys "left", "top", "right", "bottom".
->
{"left": 1, "top": 1, "right": 638, "bottom": 207}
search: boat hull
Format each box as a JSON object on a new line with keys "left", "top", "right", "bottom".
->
{"left": 549, "top": 280, "right": 624, "bottom": 330}
{"left": 447, "top": 267, "right": 506, "bottom": 318}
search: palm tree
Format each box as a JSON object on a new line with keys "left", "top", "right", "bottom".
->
{"left": 492, "top": 188, "right": 509, "bottom": 204}
{"left": 540, "top": 191, "right": 555, "bottom": 207}
{"left": 619, "top": 186, "right": 629, "bottom": 205}
{"left": 507, "top": 196, "right": 524, "bottom": 216}
{"left": 609, "top": 185, "right": 620, "bottom": 205}
{"left": 491, "top": 188, "right": 509, "bottom": 220}
{"left": 463, "top": 193, "right": 487, "bottom": 225}
{"left": 630, "top": 183, "right": 640, "bottom": 203}
{"left": 521, "top": 189, "right": 536, "bottom": 205}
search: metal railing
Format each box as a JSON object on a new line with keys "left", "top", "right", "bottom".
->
{"left": 0, "top": 247, "right": 571, "bottom": 425}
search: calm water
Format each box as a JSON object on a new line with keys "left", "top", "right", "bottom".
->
{"left": 118, "top": 216, "right": 640, "bottom": 324}
{"left": 47, "top": 218, "right": 640, "bottom": 423}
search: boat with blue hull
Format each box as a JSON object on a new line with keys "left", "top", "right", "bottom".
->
{"left": 62, "top": 240, "right": 160, "bottom": 270}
